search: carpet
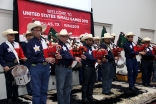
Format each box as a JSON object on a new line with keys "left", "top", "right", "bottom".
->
{"left": 1, "top": 81, "right": 156, "bottom": 104}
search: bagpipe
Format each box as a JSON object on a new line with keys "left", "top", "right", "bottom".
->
{"left": 70, "top": 43, "right": 88, "bottom": 57}
{"left": 67, "top": 40, "right": 87, "bottom": 68}
{"left": 92, "top": 48, "right": 108, "bottom": 60}
{"left": 111, "top": 42, "right": 122, "bottom": 57}
{"left": 47, "top": 42, "right": 62, "bottom": 57}
{"left": 134, "top": 37, "right": 156, "bottom": 55}
{"left": 90, "top": 42, "right": 108, "bottom": 60}
{"left": 133, "top": 44, "right": 146, "bottom": 52}
{"left": 110, "top": 42, "right": 125, "bottom": 68}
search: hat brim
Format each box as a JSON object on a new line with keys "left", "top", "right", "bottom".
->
{"left": 27, "top": 23, "right": 47, "bottom": 32}
{"left": 2, "top": 31, "right": 18, "bottom": 37}
{"left": 124, "top": 34, "right": 135, "bottom": 38}
{"left": 93, "top": 38, "right": 100, "bottom": 40}
{"left": 81, "top": 36, "right": 94, "bottom": 41}
{"left": 23, "top": 33, "right": 33, "bottom": 37}
{"left": 141, "top": 39, "right": 151, "bottom": 42}
{"left": 56, "top": 32, "right": 72, "bottom": 36}
{"left": 101, "top": 36, "right": 113, "bottom": 39}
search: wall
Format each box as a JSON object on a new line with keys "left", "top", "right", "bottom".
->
{"left": 0, "top": 0, "right": 13, "bottom": 10}
{"left": 91, "top": 0, "right": 156, "bottom": 75}
{"left": 92, "top": 0, "right": 156, "bottom": 42}
{"left": 154, "top": 0, "right": 156, "bottom": 42}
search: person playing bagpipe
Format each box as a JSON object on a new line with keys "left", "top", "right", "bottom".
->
{"left": 100, "top": 33, "right": 119, "bottom": 95}
{"left": 80, "top": 34, "right": 101, "bottom": 102}
{"left": 92, "top": 36, "right": 102, "bottom": 82}
{"left": 54, "top": 29, "right": 82, "bottom": 104}
{"left": 123, "top": 32, "right": 145, "bottom": 91}
{"left": 27, "top": 21, "right": 55, "bottom": 104}
{"left": 140, "top": 37, "right": 154, "bottom": 87}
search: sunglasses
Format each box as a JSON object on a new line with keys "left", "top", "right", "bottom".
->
{"left": 33, "top": 30, "right": 42, "bottom": 32}
{"left": 60, "top": 35, "right": 69, "bottom": 38}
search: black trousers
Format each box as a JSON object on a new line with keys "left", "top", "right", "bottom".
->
{"left": 113, "top": 62, "right": 117, "bottom": 79}
{"left": 141, "top": 59, "right": 153, "bottom": 85}
{"left": 82, "top": 66, "right": 95, "bottom": 100}
{"left": 4, "top": 62, "right": 18, "bottom": 99}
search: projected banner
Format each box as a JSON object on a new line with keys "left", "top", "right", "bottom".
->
{"left": 18, "top": 0, "right": 91, "bottom": 41}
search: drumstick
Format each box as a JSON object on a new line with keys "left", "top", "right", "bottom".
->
{"left": 9, "top": 65, "right": 17, "bottom": 69}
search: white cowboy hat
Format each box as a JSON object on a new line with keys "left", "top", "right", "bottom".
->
{"left": 81, "top": 34, "right": 93, "bottom": 41}
{"left": 2, "top": 29, "right": 18, "bottom": 37}
{"left": 56, "top": 29, "right": 72, "bottom": 36}
{"left": 23, "top": 30, "right": 32, "bottom": 37}
{"left": 27, "top": 21, "right": 47, "bottom": 32}
{"left": 79, "top": 34, "right": 85, "bottom": 38}
{"left": 93, "top": 36, "right": 100, "bottom": 40}
{"left": 142, "top": 37, "right": 151, "bottom": 42}
{"left": 111, "top": 33, "right": 116, "bottom": 37}
{"left": 125, "top": 32, "right": 135, "bottom": 38}
{"left": 101, "top": 33, "right": 113, "bottom": 38}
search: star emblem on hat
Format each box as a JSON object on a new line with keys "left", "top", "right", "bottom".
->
{"left": 62, "top": 45, "right": 67, "bottom": 51}
{"left": 33, "top": 44, "right": 40, "bottom": 52}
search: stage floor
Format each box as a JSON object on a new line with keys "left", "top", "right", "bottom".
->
{"left": 1, "top": 81, "right": 156, "bottom": 104}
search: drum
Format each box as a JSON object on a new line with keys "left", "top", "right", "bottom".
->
{"left": 116, "top": 57, "right": 125, "bottom": 68}
{"left": 71, "top": 61, "right": 82, "bottom": 68}
{"left": 12, "top": 65, "right": 30, "bottom": 85}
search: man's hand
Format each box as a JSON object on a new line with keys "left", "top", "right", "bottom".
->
{"left": 102, "top": 57, "right": 107, "bottom": 63}
{"left": 97, "top": 59, "right": 102, "bottom": 64}
{"left": 154, "top": 55, "right": 156, "bottom": 59}
{"left": 75, "top": 57, "right": 81, "bottom": 63}
{"left": 55, "top": 53, "right": 62, "bottom": 59}
{"left": 105, "top": 52, "right": 108, "bottom": 56}
{"left": 118, "top": 54, "right": 121, "bottom": 57}
{"left": 115, "top": 57, "right": 119, "bottom": 60}
{"left": 4, "top": 66, "right": 10, "bottom": 72}
{"left": 45, "top": 57, "right": 55, "bottom": 64}
{"left": 50, "top": 58, "right": 55, "bottom": 64}
{"left": 139, "top": 51, "right": 146, "bottom": 55}
{"left": 81, "top": 55, "right": 86, "bottom": 60}
{"left": 22, "top": 58, "right": 27, "bottom": 62}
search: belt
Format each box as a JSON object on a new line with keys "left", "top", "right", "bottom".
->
{"left": 32, "top": 62, "right": 48, "bottom": 65}
{"left": 84, "top": 65, "right": 94, "bottom": 67}
{"left": 126, "top": 57, "right": 136, "bottom": 59}
{"left": 57, "top": 64, "right": 71, "bottom": 68}
{"left": 142, "top": 59, "right": 153, "bottom": 62}
{"left": 5, "top": 59, "right": 18, "bottom": 63}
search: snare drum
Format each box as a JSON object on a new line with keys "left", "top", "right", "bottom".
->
{"left": 12, "top": 65, "right": 30, "bottom": 85}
